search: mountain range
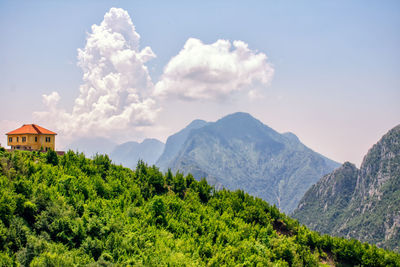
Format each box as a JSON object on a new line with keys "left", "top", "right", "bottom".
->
{"left": 292, "top": 124, "right": 400, "bottom": 251}
{"left": 156, "top": 112, "right": 339, "bottom": 213}
{"left": 67, "top": 112, "right": 340, "bottom": 213}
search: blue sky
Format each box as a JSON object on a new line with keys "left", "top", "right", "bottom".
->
{"left": 0, "top": 0, "right": 399, "bottom": 165}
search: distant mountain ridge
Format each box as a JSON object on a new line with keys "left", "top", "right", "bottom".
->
{"left": 66, "top": 137, "right": 117, "bottom": 157}
{"left": 110, "top": 139, "right": 165, "bottom": 168}
{"left": 67, "top": 137, "right": 165, "bottom": 169}
{"left": 157, "top": 112, "right": 340, "bottom": 213}
{"left": 292, "top": 124, "right": 400, "bottom": 251}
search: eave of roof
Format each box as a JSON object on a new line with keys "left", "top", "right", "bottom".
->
{"left": 6, "top": 124, "right": 57, "bottom": 135}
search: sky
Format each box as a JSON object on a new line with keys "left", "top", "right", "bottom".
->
{"left": 0, "top": 0, "right": 399, "bottom": 166}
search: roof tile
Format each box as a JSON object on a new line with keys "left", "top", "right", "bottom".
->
{"left": 6, "top": 124, "right": 57, "bottom": 135}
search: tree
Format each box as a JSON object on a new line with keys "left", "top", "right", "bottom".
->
{"left": 165, "top": 169, "right": 173, "bottom": 186}
{"left": 198, "top": 178, "right": 212, "bottom": 203}
{"left": 185, "top": 173, "right": 195, "bottom": 188}
{"left": 46, "top": 150, "right": 58, "bottom": 166}
{"left": 173, "top": 172, "right": 186, "bottom": 198}
{"left": 148, "top": 166, "right": 165, "bottom": 195}
{"left": 150, "top": 197, "right": 166, "bottom": 226}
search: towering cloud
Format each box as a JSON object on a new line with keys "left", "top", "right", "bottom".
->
{"left": 34, "top": 8, "right": 275, "bottom": 144}
{"left": 154, "top": 38, "right": 274, "bottom": 101}
{"left": 34, "top": 8, "right": 158, "bottom": 139}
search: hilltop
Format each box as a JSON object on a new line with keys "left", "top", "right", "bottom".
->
{"left": 0, "top": 148, "right": 399, "bottom": 265}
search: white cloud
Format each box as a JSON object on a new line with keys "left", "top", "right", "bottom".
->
{"left": 34, "top": 7, "right": 159, "bottom": 140}
{"left": 42, "top": 91, "right": 60, "bottom": 109}
{"left": 33, "top": 8, "right": 275, "bottom": 145}
{"left": 154, "top": 38, "right": 274, "bottom": 101}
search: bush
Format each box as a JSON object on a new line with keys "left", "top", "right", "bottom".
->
{"left": 0, "top": 150, "right": 398, "bottom": 266}
{"left": 46, "top": 150, "right": 59, "bottom": 166}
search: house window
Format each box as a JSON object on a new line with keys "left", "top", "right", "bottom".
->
{"left": 45, "top": 137, "right": 51, "bottom": 142}
{"left": 9, "top": 137, "right": 12, "bottom": 143}
{"left": 17, "top": 137, "right": 19, "bottom": 142}
{"left": 35, "top": 137, "right": 38, "bottom": 142}
{"left": 22, "top": 137, "right": 26, "bottom": 142}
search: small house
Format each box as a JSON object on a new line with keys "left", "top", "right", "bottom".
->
{"left": 6, "top": 124, "right": 57, "bottom": 151}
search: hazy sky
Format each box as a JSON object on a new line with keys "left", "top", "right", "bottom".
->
{"left": 0, "top": 0, "right": 399, "bottom": 166}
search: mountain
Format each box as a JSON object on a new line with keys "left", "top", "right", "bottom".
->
{"left": 292, "top": 124, "right": 400, "bottom": 251}
{"left": 110, "top": 138, "right": 164, "bottom": 168}
{"left": 1, "top": 149, "right": 399, "bottom": 265}
{"left": 66, "top": 137, "right": 117, "bottom": 157}
{"left": 158, "top": 112, "right": 340, "bottom": 213}
{"left": 292, "top": 162, "right": 359, "bottom": 232}
{"left": 156, "top": 119, "right": 208, "bottom": 170}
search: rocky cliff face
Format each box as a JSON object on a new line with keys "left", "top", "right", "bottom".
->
{"left": 158, "top": 112, "right": 339, "bottom": 213}
{"left": 293, "top": 125, "right": 400, "bottom": 251}
{"left": 294, "top": 162, "right": 358, "bottom": 232}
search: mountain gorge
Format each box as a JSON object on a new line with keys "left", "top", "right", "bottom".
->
{"left": 293, "top": 125, "right": 400, "bottom": 251}
{"left": 158, "top": 112, "right": 339, "bottom": 213}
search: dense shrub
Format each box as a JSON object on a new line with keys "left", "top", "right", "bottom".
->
{"left": 0, "top": 150, "right": 398, "bottom": 265}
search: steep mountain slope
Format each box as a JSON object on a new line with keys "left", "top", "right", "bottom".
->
{"left": 292, "top": 162, "right": 359, "bottom": 232}
{"left": 161, "top": 112, "right": 339, "bottom": 213}
{"left": 293, "top": 124, "right": 400, "bottom": 251}
{"left": 110, "top": 138, "right": 164, "bottom": 168}
{"left": 0, "top": 149, "right": 399, "bottom": 266}
{"left": 156, "top": 119, "right": 208, "bottom": 171}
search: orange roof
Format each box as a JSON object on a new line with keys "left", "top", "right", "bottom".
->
{"left": 6, "top": 124, "right": 57, "bottom": 135}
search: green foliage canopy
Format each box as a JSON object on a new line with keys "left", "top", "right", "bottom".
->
{"left": 0, "top": 149, "right": 399, "bottom": 266}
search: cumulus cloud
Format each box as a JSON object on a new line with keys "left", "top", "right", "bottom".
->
{"left": 33, "top": 8, "right": 275, "bottom": 144}
{"left": 42, "top": 91, "right": 60, "bottom": 109}
{"left": 34, "top": 7, "right": 158, "bottom": 139}
{"left": 154, "top": 38, "right": 274, "bottom": 101}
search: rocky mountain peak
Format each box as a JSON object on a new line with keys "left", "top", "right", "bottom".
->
{"left": 293, "top": 124, "right": 400, "bottom": 251}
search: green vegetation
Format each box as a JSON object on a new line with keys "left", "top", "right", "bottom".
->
{"left": 0, "top": 149, "right": 399, "bottom": 266}
{"left": 157, "top": 112, "right": 339, "bottom": 213}
{"left": 292, "top": 162, "right": 359, "bottom": 241}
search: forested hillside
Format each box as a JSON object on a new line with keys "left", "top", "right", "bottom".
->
{"left": 0, "top": 148, "right": 399, "bottom": 266}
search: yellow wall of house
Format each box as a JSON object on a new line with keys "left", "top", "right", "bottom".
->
{"left": 7, "top": 134, "right": 55, "bottom": 151}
